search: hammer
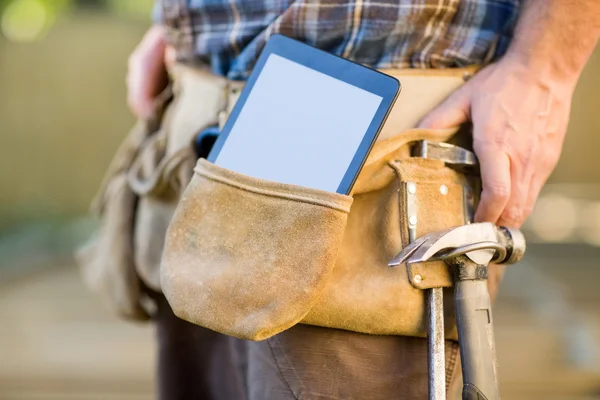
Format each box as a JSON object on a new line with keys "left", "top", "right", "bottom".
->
{"left": 391, "top": 141, "right": 526, "bottom": 399}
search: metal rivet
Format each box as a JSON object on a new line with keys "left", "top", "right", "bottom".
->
{"left": 409, "top": 215, "right": 418, "bottom": 226}
{"left": 413, "top": 274, "right": 423, "bottom": 284}
{"left": 407, "top": 182, "right": 417, "bottom": 194}
{"left": 440, "top": 185, "right": 448, "bottom": 195}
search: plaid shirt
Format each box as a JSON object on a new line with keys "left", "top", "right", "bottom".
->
{"left": 157, "top": 0, "right": 520, "bottom": 80}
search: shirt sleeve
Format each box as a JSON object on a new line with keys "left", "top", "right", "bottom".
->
{"left": 152, "top": 0, "right": 163, "bottom": 24}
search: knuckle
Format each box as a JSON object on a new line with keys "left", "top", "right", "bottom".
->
{"left": 503, "top": 206, "right": 524, "bottom": 224}
{"left": 473, "top": 135, "right": 507, "bottom": 156}
{"left": 510, "top": 149, "right": 531, "bottom": 171}
{"left": 498, "top": 211, "right": 523, "bottom": 228}
{"left": 473, "top": 121, "right": 516, "bottom": 153}
{"left": 522, "top": 204, "right": 536, "bottom": 221}
{"left": 485, "top": 181, "right": 510, "bottom": 201}
{"left": 491, "top": 133, "right": 509, "bottom": 149}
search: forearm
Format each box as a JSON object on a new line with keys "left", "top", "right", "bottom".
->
{"left": 506, "top": 0, "right": 600, "bottom": 81}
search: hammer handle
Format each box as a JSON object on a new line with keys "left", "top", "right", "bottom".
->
{"left": 454, "top": 280, "right": 500, "bottom": 400}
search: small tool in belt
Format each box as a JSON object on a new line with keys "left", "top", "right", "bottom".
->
{"left": 194, "top": 125, "right": 220, "bottom": 159}
{"left": 391, "top": 141, "right": 526, "bottom": 400}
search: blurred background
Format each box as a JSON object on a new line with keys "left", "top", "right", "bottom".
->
{"left": 0, "top": 0, "right": 599, "bottom": 399}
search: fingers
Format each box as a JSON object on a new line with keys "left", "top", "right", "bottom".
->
{"left": 127, "top": 65, "right": 155, "bottom": 119}
{"left": 473, "top": 143, "right": 512, "bottom": 224}
{"left": 513, "top": 164, "right": 554, "bottom": 226}
{"left": 127, "top": 26, "right": 168, "bottom": 119}
{"left": 417, "top": 84, "right": 471, "bottom": 129}
{"left": 496, "top": 161, "right": 531, "bottom": 228}
{"left": 508, "top": 172, "right": 545, "bottom": 227}
{"left": 165, "top": 45, "right": 177, "bottom": 69}
{"left": 418, "top": 79, "right": 515, "bottom": 225}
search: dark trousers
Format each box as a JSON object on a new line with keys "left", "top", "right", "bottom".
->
{"left": 154, "top": 293, "right": 460, "bottom": 400}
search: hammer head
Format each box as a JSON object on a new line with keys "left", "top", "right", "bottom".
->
{"left": 388, "top": 222, "right": 526, "bottom": 267}
{"left": 497, "top": 226, "right": 526, "bottom": 264}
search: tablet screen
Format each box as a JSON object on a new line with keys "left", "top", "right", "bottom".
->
{"left": 213, "top": 54, "right": 383, "bottom": 192}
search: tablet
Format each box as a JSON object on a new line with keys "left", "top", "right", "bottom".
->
{"left": 208, "top": 35, "right": 400, "bottom": 194}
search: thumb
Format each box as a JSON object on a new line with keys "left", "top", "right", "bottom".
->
{"left": 417, "top": 84, "right": 471, "bottom": 129}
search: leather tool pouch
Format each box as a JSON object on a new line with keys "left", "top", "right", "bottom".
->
{"left": 77, "top": 65, "right": 237, "bottom": 321}
{"left": 161, "top": 127, "right": 484, "bottom": 341}
{"left": 128, "top": 126, "right": 196, "bottom": 292}
{"left": 162, "top": 159, "right": 353, "bottom": 341}
{"left": 76, "top": 88, "right": 175, "bottom": 321}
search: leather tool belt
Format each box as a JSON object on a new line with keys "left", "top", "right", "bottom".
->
{"left": 78, "top": 63, "right": 505, "bottom": 340}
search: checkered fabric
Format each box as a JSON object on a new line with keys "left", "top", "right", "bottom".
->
{"left": 157, "top": 0, "right": 520, "bottom": 80}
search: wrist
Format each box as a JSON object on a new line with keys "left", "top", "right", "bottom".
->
{"left": 499, "top": 50, "right": 580, "bottom": 90}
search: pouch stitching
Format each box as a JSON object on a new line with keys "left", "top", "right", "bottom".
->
{"left": 389, "top": 162, "right": 411, "bottom": 250}
{"left": 196, "top": 168, "right": 352, "bottom": 213}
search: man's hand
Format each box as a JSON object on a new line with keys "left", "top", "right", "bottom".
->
{"left": 127, "top": 25, "right": 169, "bottom": 119}
{"left": 420, "top": 0, "right": 600, "bottom": 228}
{"left": 418, "top": 57, "right": 573, "bottom": 227}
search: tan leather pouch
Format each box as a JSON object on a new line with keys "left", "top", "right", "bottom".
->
{"left": 129, "top": 65, "right": 232, "bottom": 291}
{"left": 128, "top": 126, "right": 196, "bottom": 291}
{"left": 303, "top": 151, "right": 469, "bottom": 339}
{"left": 161, "top": 159, "right": 353, "bottom": 341}
{"left": 76, "top": 121, "right": 152, "bottom": 321}
{"left": 76, "top": 88, "right": 173, "bottom": 321}
{"left": 161, "top": 126, "right": 480, "bottom": 340}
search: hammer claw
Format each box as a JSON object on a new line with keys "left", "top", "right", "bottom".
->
{"left": 388, "top": 223, "right": 523, "bottom": 267}
{"left": 388, "top": 235, "right": 428, "bottom": 267}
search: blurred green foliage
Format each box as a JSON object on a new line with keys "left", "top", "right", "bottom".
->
{"left": 0, "top": 0, "right": 154, "bottom": 13}
{"left": 0, "top": 0, "right": 153, "bottom": 30}
{"left": 0, "top": 0, "right": 152, "bottom": 41}
{"left": 105, "top": 0, "right": 155, "bottom": 20}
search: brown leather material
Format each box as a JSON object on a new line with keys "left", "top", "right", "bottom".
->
{"left": 160, "top": 130, "right": 478, "bottom": 340}
{"left": 133, "top": 196, "right": 177, "bottom": 291}
{"left": 376, "top": 67, "right": 478, "bottom": 140}
{"left": 127, "top": 118, "right": 196, "bottom": 291}
{"left": 129, "top": 65, "right": 234, "bottom": 291}
{"left": 127, "top": 133, "right": 195, "bottom": 199}
{"left": 76, "top": 87, "right": 173, "bottom": 320}
{"left": 156, "top": 65, "right": 490, "bottom": 339}
{"left": 77, "top": 173, "right": 151, "bottom": 320}
{"left": 351, "top": 127, "right": 459, "bottom": 195}
{"left": 161, "top": 159, "right": 353, "bottom": 341}
{"left": 78, "top": 66, "right": 242, "bottom": 316}
{"left": 301, "top": 157, "right": 468, "bottom": 339}
{"left": 393, "top": 158, "right": 467, "bottom": 290}
{"left": 150, "top": 64, "right": 472, "bottom": 300}
{"left": 81, "top": 63, "right": 503, "bottom": 339}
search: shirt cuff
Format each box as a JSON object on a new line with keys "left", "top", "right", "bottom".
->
{"left": 152, "top": 1, "right": 163, "bottom": 24}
